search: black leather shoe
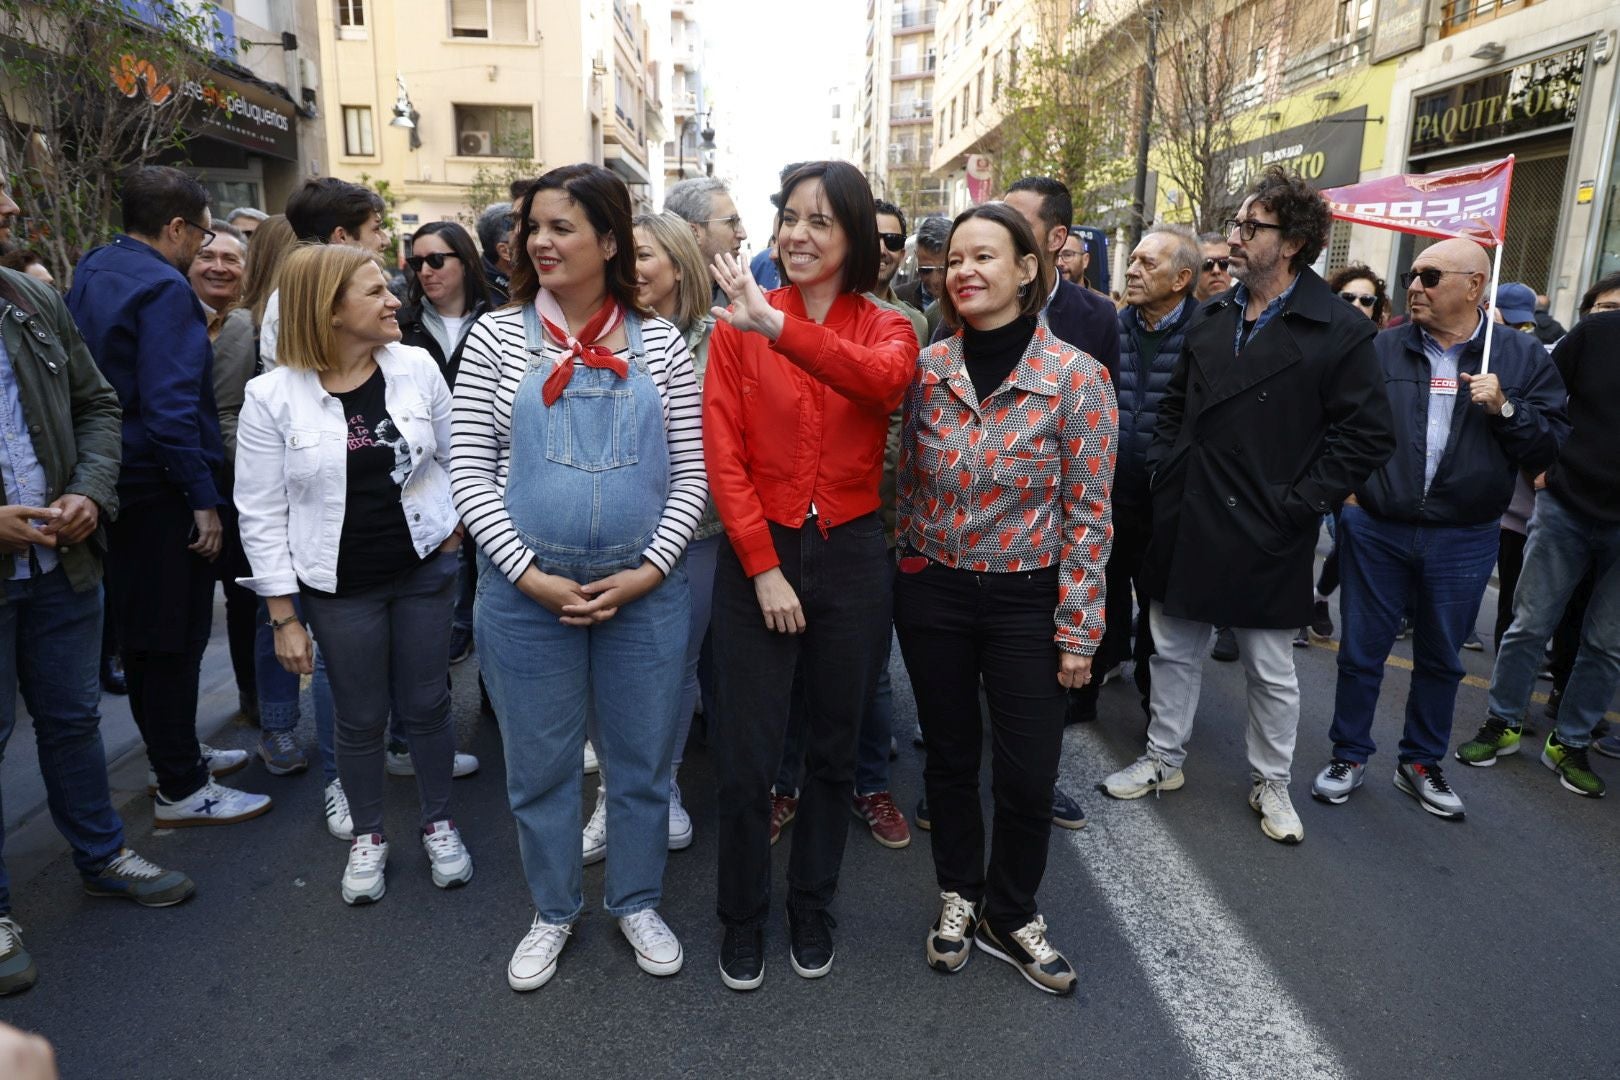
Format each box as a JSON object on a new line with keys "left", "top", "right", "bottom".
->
{"left": 787, "top": 906, "right": 835, "bottom": 979}
{"left": 100, "top": 655, "right": 127, "bottom": 695}
{"left": 718, "top": 924, "right": 764, "bottom": 991}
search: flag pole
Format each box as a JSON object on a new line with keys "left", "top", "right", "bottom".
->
{"left": 1480, "top": 237, "right": 1504, "bottom": 376}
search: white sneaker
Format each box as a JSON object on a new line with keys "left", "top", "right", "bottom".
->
{"left": 385, "top": 749, "right": 480, "bottom": 778}
{"left": 153, "top": 778, "right": 272, "bottom": 827}
{"left": 619, "top": 908, "right": 683, "bottom": 976}
{"left": 1101, "top": 754, "right": 1186, "bottom": 800}
{"left": 508, "top": 914, "right": 571, "bottom": 991}
{"left": 145, "top": 742, "right": 250, "bottom": 795}
{"left": 668, "top": 780, "right": 693, "bottom": 851}
{"left": 341, "top": 834, "right": 388, "bottom": 905}
{"left": 421, "top": 819, "right": 474, "bottom": 888}
{"left": 1248, "top": 780, "right": 1305, "bottom": 844}
{"left": 582, "top": 786, "right": 607, "bottom": 866}
{"left": 324, "top": 780, "right": 354, "bottom": 841}
{"left": 583, "top": 740, "right": 599, "bottom": 775}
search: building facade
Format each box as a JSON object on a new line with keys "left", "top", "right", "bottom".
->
{"left": 853, "top": 0, "right": 948, "bottom": 224}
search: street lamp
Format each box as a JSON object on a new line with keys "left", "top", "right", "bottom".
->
{"left": 390, "top": 74, "right": 415, "bottom": 128}
{"left": 679, "top": 112, "right": 716, "bottom": 178}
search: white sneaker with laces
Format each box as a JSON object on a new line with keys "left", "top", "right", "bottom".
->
{"left": 421, "top": 819, "right": 474, "bottom": 888}
{"left": 583, "top": 740, "right": 600, "bottom": 775}
{"left": 341, "top": 834, "right": 388, "bottom": 905}
{"left": 153, "top": 778, "right": 272, "bottom": 827}
{"left": 1101, "top": 753, "right": 1186, "bottom": 800}
{"left": 1248, "top": 779, "right": 1305, "bottom": 844}
{"left": 385, "top": 749, "right": 479, "bottom": 778}
{"left": 619, "top": 908, "right": 683, "bottom": 976}
{"left": 508, "top": 914, "right": 571, "bottom": 991}
{"left": 582, "top": 786, "right": 607, "bottom": 865}
{"left": 145, "top": 742, "right": 250, "bottom": 795}
{"left": 668, "top": 780, "right": 693, "bottom": 851}
{"left": 324, "top": 780, "right": 354, "bottom": 841}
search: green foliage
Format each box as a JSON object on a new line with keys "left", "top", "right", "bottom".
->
{"left": 462, "top": 157, "right": 540, "bottom": 225}
{"left": 0, "top": 0, "right": 219, "bottom": 286}
{"left": 356, "top": 171, "right": 403, "bottom": 261}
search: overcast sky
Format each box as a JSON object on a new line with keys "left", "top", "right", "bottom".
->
{"left": 697, "top": 0, "right": 866, "bottom": 255}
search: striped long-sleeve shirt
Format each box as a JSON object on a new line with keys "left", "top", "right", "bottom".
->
{"left": 449, "top": 305, "right": 706, "bottom": 582}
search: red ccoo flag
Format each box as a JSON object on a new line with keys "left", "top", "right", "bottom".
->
{"left": 1321, "top": 157, "right": 1514, "bottom": 246}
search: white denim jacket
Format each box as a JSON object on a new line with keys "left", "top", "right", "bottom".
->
{"left": 234, "top": 342, "right": 457, "bottom": 596}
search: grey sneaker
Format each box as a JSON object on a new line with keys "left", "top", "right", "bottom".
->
{"left": 0, "top": 916, "right": 37, "bottom": 996}
{"left": 258, "top": 730, "right": 309, "bottom": 776}
{"left": 1100, "top": 754, "right": 1185, "bottom": 800}
{"left": 81, "top": 847, "right": 195, "bottom": 907}
{"left": 1310, "top": 759, "right": 1365, "bottom": 805}
{"left": 1248, "top": 780, "right": 1304, "bottom": 843}
{"left": 1394, "top": 762, "right": 1465, "bottom": 819}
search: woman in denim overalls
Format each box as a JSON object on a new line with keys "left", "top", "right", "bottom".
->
{"left": 451, "top": 165, "right": 706, "bottom": 992}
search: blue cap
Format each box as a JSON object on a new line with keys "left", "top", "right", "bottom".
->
{"left": 1495, "top": 282, "right": 1537, "bottom": 325}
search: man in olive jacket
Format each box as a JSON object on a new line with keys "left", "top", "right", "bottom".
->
{"left": 0, "top": 248, "right": 195, "bottom": 997}
{"left": 1100, "top": 167, "right": 1395, "bottom": 846}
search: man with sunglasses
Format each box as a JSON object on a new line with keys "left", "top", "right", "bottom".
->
{"left": 1312, "top": 239, "right": 1565, "bottom": 817}
{"left": 67, "top": 166, "right": 268, "bottom": 828}
{"left": 1194, "top": 233, "right": 1234, "bottom": 302}
{"left": 1102, "top": 167, "right": 1394, "bottom": 846}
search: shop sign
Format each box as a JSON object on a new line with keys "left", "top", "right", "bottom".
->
{"left": 110, "top": 54, "right": 298, "bottom": 160}
{"left": 1409, "top": 44, "right": 1586, "bottom": 158}
{"left": 1218, "top": 107, "right": 1367, "bottom": 196}
{"left": 1371, "top": 0, "right": 1426, "bottom": 64}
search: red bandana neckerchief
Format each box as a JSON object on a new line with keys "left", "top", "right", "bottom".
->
{"left": 536, "top": 291, "right": 628, "bottom": 406}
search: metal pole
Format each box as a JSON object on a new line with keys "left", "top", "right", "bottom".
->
{"left": 1129, "top": 6, "right": 1160, "bottom": 251}
{"left": 1480, "top": 237, "right": 1505, "bottom": 377}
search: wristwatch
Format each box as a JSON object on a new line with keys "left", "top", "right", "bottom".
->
{"left": 1499, "top": 397, "right": 1516, "bottom": 419}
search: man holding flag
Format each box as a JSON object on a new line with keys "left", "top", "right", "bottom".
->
{"left": 1310, "top": 237, "right": 1566, "bottom": 818}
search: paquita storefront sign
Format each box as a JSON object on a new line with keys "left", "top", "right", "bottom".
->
{"left": 1409, "top": 44, "right": 1586, "bottom": 159}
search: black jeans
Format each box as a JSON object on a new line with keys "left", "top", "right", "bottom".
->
{"left": 107, "top": 490, "right": 215, "bottom": 800}
{"left": 219, "top": 496, "right": 257, "bottom": 702}
{"left": 711, "top": 514, "right": 892, "bottom": 927}
{"left": 1074, "top": 497, "right": 1153, "bottom": 708}
{"left": 894, "top": 556, "right": 1067, "bottom": 936}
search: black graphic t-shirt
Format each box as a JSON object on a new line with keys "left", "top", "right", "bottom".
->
{"left": 317, "top": 367, "right": 423, "bottom": 596}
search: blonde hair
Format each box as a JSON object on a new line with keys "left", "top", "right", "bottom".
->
{"left": 274, "top": 243, "right": 385, "bottom": 371}
{"left": 633, "top": 211, "right": 711, "bottom": 332}
{"left": 238, "top": 214, "right": 297, "bottom": 328}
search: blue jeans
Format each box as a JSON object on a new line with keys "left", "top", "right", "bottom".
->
{"left": 674, "top": 533, "right": 722, "bottom": 771}
{"left": 255, "top": 598, "right": 337, "bottom": 782}
{"left": 0, "top": 570, "right": 124, "bottom": 913}
{"left": 1328, "top": 504, "right": 1498, "bottom": 765}
{"left": 1488, "top": 491, "right": 1620, "bottom": 747}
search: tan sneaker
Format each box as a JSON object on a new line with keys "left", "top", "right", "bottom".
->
{"left": 926, "top": 892, "right": 977, "bottom": 973}
{"left": 975, "top": 915, "right": 1076, "bottom": 996}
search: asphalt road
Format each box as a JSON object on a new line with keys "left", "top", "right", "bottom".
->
{"left": 3, "top": 584, "right": 1618, "bottom": 1080}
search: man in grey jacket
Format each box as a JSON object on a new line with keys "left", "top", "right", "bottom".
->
{"left": 0, "top": 194, "right": 196, "bottom": 997}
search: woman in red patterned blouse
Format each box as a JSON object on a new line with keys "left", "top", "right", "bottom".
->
{"left": 894, "top": 202, "right": 1117, "bottom": 996}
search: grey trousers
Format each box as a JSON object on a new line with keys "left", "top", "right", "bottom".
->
{"left": 302, "top": 551, "right": 460, "bottom": 837}
{"left": 1145, "top": 601, "right": 1300, "bottom": 782}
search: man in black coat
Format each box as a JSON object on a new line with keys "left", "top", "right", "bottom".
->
{"left": 1100, "top": 167, "right": 1396, "bottom": 846}
{"left": 1310, "top": 238, "right": 1567, "bottom": 819}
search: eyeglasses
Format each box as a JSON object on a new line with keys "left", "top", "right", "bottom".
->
{"left": 1222, "top": 218, "right": 1284, "bottom": 242}
{"left": 1202, "top": 257, "right": 1231, "bottom": 272}
{"left": 702, "top": 215, "right": 743, "bottom": 230}
{"left": 917, "top": 265, "right": 944, "bottom": 274}
{"left": 878, "top": 232, "right": 906, "bottom": 253}
{"left": 181, "top": 219, "right": 217, "bottom": 247}
{"left": 407, "top": 252, "right": 463, "bottom": 272}
{"left": 1398, "top": 267, "right": 1465, "bottom": 290}
{"left": 1056, "top": 249, "right": 1081, "bottom": 262}
{"left": 1588, "top": 300, "right": 1620, "bottom": 314}
{"left": 1339, "top": 291, "right": 1377, "bottom": 309}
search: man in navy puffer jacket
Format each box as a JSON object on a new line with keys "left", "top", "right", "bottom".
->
{"left": 1069, "top": 224, "right": 1202, "bottom": 722}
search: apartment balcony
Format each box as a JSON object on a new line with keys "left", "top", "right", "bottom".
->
{"left": 673, "top": 90, "right": 699, "bottom": 117}
{"left": 605, "top": 110, "right": 652, "bottom": 187}
{"left": 890, "top": 100, "right": 933, "bottom": 123}
{"left": 891, "top": 2, "right": 938, "bottom": 32}
{"left": 890, "top": 55, "right": 936, "bottom": 79}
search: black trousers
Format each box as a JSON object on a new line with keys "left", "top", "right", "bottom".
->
{"left": 1074, "top": 497, "right": 1153, "bottom": 709}
{"left": 219, "top": 497, "right": 257, "bottom": 702}
{"left": 894, "top": 556, "right": 1067, "bottom": 936}
{"left": 711, "top": 515, "right": 892, "bottom": 926}
{"left": 107, "top": 490, "right": 216, "bottom": 800}
{"left": 1495, "top": 527, "right": 1527, "bottom": 652}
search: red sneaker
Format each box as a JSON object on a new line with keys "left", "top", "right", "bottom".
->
{"left": 852, "top": 791, "right": 912, "bottom": 849}
{"left": 769, "top": 792, "right": 797, "bottom": 846}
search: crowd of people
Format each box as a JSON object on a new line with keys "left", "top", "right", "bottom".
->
{"left": 0, "top": 152, "right": 1613, "bottom": 1005}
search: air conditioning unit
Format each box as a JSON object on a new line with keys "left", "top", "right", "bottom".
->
{"left": 459, "top": 130, "right": 494, "bottom": 156}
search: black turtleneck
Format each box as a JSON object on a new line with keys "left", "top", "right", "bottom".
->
{"left": 963, "top": 314, "right": 1036, "bottom": 403}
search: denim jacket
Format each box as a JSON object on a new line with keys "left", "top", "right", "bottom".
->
{"left": 233, "top": 342, "right": 457, "bottom": 596}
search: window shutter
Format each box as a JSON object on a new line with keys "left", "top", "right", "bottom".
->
{"left": 450, "top": 0, "right": 488, "bottom": 37}
{"left": 491, "top": 0, "right": 527, "bottom": 40}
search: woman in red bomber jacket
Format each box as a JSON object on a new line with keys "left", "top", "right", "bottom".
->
{"left": 895, "top": 203, "right": 1116, "bottom": 997}
{"left": 703, "top": 162, "right": 917, "bottom": 991}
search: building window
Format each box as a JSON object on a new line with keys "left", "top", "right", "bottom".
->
{"left": 453, "top": 104, "right": 534, "bottom": 157}
{"left": 342, "top": 105, "right": 374, "bottom": 156}
{"left": 1440, "top": 0, "right": 1532, "bottom": 37}
{"left": 975, "top": 70, "right": 984, "bottom": 115}
{"left": 1335, "top": 0, "right": 1371, "bottom": 37}
{"left": 336, "top": 0, "right": 366, "bottom": 38}
{"left": 449, "top": 0, "right": 527, "bottom": 41}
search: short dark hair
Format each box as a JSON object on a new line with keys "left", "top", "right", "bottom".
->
{"left": 475, "top": 202, "right": 514, "bottom": 259}
{"left": 508, "top": 178, "right": 532, "bottom": 201}
{"left": 285, "top": 177, "right": 385, "bottom": 244}
{"left": 915, "top": 215, "right": 950, "bottom": 254}
{"left": 0, "top": 249, "right": 48, "bottom": 275}
{"left": 776, "top": 161, "right": 879, "bottom": 295}
{"left": 1579, "top": 270, "right": 1620, "bottom": 315}
{"left": 938, "top": 202, "right": 1053, "bottom": 332}
{"left": 120, "top": 166, "right": 209, "bottom": 238}
{"left": 1245, "top": 166, "right": 1331, "bottom": 273}
{"left": 873, "top": 199, "right": 907, "bottom": 235}
{"left": 770, "top": 162, "right": 810, "bottom": 209}
{"left": 1006, "top": 176, "right": 1072, "bottom": 240}
{"left": 406, "top": 220, "right": 494, "bottom": 311}
{"left": 1328, "top": 262, "right": 1388, "bottom": 324}
{"left": 508, "top": 163, "right": 642, "bottom": 313}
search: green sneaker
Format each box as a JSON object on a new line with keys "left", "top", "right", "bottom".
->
{"left": 0, "top": 916, "right": 37, "bottom": 996}
{"left": 1455, "top": 718, "right": 1522, "bottom": 766}
{"left": 1541, "top": 734, "right": 1606, "bottom": 798}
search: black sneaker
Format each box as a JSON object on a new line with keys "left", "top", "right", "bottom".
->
{"left": 1065, "top": 686, "right": 1099, "bottom": 725}
{"left": 914, "top": 795, "right": 931, "bottom": 831}
{"left": 1309, "top": 600, "right": 1334, "bottom": 638}
{"left": 1211, "top": 628, "right": 1239, "bottom": 662}
{"left": 786, "top": 906, "right": 836, "bottom": 979}
{"left": 1292, "top": 627, "right": 1310, "bottom": 648}
{"left": 448, "top": 625, "right": 474, "bottom": 665}
{"left": 1052, "top": 785, "right": 1087, "bottom": 829}
{"left": 718, "top": 924, "right": 764, "bottom": 991}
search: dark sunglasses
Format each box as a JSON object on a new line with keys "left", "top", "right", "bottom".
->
{"left": 407, "top": 252, "right": 462, "bottom": 272}
{"left": 1339, "top": 291, "right": 1377, "bottom": 308}
{"left": 878, "top": 232, "right": 907, "bottom": 253}
{"left": 1202, "top": 257, "right": 1230, "bottom": 272}
{"left": 1399, "top": 267, "right": 1464, "bottom": 290}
